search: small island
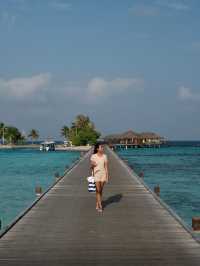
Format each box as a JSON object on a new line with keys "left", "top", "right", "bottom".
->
{"left": 0, "top": 114, "right": 100, "bottom": 152}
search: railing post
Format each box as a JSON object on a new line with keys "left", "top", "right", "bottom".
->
{"left": 54, "top": 172, "right": 60, "bottom": 181}
{"left": 139, "top": 172, "right": 144, "bottom": 178}
{"left": 154, "top": 185, "right": 160, "bottom": 197}
{"left": 192, "top": 217, "right": 200, "bottom": 231}
{"left": 35, "top": 186, "right": 42, "bottom": 196}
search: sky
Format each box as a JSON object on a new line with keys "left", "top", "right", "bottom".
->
{"left": 0, "top": 0, "right": 200, "bottom": 140}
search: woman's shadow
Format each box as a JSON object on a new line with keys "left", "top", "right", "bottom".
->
{"left": 102, "top": 194, "right": 123, "bottom": 209}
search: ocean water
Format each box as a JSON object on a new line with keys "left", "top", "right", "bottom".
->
{"left": 0, "top": 148, "right": 80, "bottom": 230}
{"left": 116, "top": 141, "right": 200, "bottom": 228}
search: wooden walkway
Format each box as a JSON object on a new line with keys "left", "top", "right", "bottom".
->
{"left": 0, "top": 145, "right": 200, "bottom": 265}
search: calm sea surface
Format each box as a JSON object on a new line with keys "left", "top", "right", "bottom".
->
{"left": 0, "top": 148, "right": 80, "bottom": 230}
{"left": 116, "top": 141, "right": 200, "bottom": 228}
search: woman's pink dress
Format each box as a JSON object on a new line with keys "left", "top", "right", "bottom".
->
{"left": 90, "top": 153, "right": 108, "bottom": 182}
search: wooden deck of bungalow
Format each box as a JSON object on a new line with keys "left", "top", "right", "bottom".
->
{"left": 110, "top": 143, "right": 162, "bottom": 150}
{"left": 0, "top": 145, "right": 200, "bottom": 265}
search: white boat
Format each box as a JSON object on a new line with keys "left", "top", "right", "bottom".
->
{"left": 40, "top": 141, "right": 55, "bottom": 151}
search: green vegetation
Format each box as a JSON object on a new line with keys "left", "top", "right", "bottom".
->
{"left": 61, "top": 114, "right": 101, "bottom": 146}
{"left": 1, "top": 114, "right": 100, "bottom": 146}
{"left": 0, "top": 123, "right": 40, "bottom": 145}
{"left": 61, "top": 126, "right": 69, "bottom": 140}
{"left": 0, "top": 122, "right": 25, "bottom": 144}
{"left": 28, "top": 129, "right": 40, "bottom": 144}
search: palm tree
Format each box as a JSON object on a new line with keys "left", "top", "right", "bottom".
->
{"left": 75, "top": 114, "right": 90, "bottom": 129}
{"left": 0, "top": 123, "right": 5, "bottom": 142}
{"left": 71, "top": 114, "right": 91, "bottom": 136}
{"left": 4, "top": 127, "right": 23, "bottom": 145}
{"left": 0, "top": 123, "right": 7, "bottom": 144}
{"left": 28, "top": 129, "right": 39, "bottom": 144}
{"left": 61, "top": 126, "right": 69, "bottom": 140}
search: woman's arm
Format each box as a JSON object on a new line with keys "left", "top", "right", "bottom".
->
{"left": 104, "top": 155, "right": 109, "bottom": 181}
{"left": 90, "top": 159, "right": 97, "bottom": 168}
{"left": 90, "top": 159, "right": 97, "bottom": 176}
{"left": 90, "top": 155, "right": 97, "bottom": 173}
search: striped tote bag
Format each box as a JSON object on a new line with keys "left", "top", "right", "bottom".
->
{"left": 87, "top": 176, "right": 96, "bottom": 193}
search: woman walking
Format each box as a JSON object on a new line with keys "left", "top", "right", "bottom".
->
{"left": 90, "top": 143, "right": 109, "bottom": 212}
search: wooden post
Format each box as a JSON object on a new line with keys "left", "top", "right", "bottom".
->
{"left": 154, "top": 185, "right": 160, "bottom": 197}
{"left": 139, "top": 172, "right": 144, "bottom": 178}
{"left": 192, "top": 217, "right": 200, "bottom": 231}
{"left": 35, "top": 186, "right": 42, "bottom": 196}
{"left": 54, "top": 172, "right": 60, "bottom": 181}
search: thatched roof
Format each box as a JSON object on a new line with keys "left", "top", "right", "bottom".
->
{"left": 119, "top": 130, "right": 140, "bottom": 139}
{"left": 139, "top": 132, "right": 162, "bottom": 139}
{"left": 104, "top": 130, "right": 163, "bottom": 140}
{"left": 104, "top": 133, "right": 121, "bottom": 140}
{"left": 105, "top": 130, "right": 140, "bottom": 140}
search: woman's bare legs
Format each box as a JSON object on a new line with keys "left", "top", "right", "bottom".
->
{"left": 100, "top": 181, "right": 105, "bottom": 209}
{"left": 95, "top": 182, "right": 101, "bottom": 209}
{"left": 95, "top": 181, "right": 105, "bottom": 210}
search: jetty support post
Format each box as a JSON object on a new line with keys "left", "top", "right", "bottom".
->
{"left": 139, "top": 172, "right": 144, "bottom": 178}
{"left": 54, "top": 172, "right": 60, "bottom": 181}
{"left": 192, "top": 217, "right": 200, "bottom": 231}
{"left": 35, "top": 186, "right": 42, "bottom": 197}
{"left": 154, "top": 185, "right": 160, "bottom": 197}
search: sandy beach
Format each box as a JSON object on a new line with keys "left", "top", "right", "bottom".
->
{"left": 0, "top": 144, "right": 91, "bottom": 152}
{"left": 55, "top": 145, "right": 91, "bottom": 151}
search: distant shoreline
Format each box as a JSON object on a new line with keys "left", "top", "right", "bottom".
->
{"left": 0, "top": 144, "right": 91, "bottom": 152}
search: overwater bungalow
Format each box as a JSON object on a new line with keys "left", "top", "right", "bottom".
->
{"left": 139, "top": 132, "right": 164, "bottom": 145}
{"left": 104, "top": 130, "right": 164, "bottom": 149}
{"left": 118, "top": 130, "right": 141, "bottom": 145}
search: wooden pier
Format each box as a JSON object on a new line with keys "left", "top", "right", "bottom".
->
{"left": 0, "top": 145, "right": 200, "bottom": 265}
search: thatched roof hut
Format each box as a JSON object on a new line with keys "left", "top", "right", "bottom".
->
{"left": 105, "top": 130, "right": 140, "bottom": 144}
{"left": 119, "top": 130, "right": 140, "bottom": 139}
{"left": 139, "top": 132, "right": 162, "bottom": 139}
{"left": 104, "top": 130, "right": 164, "bottom": 145}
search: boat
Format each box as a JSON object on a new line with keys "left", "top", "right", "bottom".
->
{"left": 40, "top": 141, "right": 55, "bottom": 151}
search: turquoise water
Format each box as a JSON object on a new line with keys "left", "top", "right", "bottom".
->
{"left": 117, "top": 145, "right": 200, "bottom": 228}
{"left": 0, "top": 148, "right": 80, "bottom": 230}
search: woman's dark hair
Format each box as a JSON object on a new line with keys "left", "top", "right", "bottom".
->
{"left": 93, "top": 142, "right": 101, "bottom": 154}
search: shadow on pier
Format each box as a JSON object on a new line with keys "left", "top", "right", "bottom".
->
{"left": 102, "top": 193, "right": 123, "bottom": 209}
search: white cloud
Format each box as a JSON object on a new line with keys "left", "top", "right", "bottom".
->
{"left": 156, "top": 0, "right": 189, "bottom": 11}
{"left": 129, "top": 5, "right": 159, "bottom": 17}
{"left": 177, "top": 86, "right": 200, "bottom": 101}
{"left": 0, "top": 73, "right": 51, "bottom": 100}
{"left": 87, "top": 77, "right": 144, "bottom": 98}
{"left": 49, "top": 1, "right": 72, "bottom": 11}
{"left": 0, "top": 74, "right": 144, "bottom": 106}
{"left": 62, "top": 77, "right": 144, "bottom": 104}
{"left": 129, "top": 1, "right": 189, "bottom": 17}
